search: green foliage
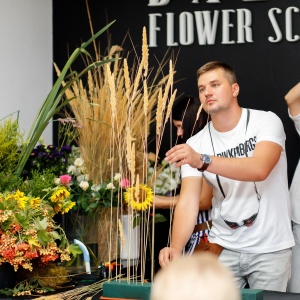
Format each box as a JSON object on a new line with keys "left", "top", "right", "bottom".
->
{"left": 18, "top": 169, "right": 56, "bottom": 198}
{"left": 0, "top": 117, "right": 23, "bottom": 173}
{"left": 0, "top": 171, "right": 23, "bottom": 193}
{"left": 0, "top": 278, "right": 55, "bottom": 297}
{"left": 22, "top": 144, "right": 72, "bottom": 179}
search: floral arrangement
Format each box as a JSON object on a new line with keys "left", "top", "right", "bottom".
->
{"left": 0, "top": 21, "right": 176, "bottom": 296}
{"left": 147, "top": 153, "right": 181, "bottom": 196}
{"left": 0, "top": 21, "right": 116, "bottom": 294}
{"left": 21, "top": 143, "right": 72, "bottom": 179}
{"left": 0, "top": 190, "right": 71, "bottom": 272}
{"left": 54, "top": 25, "right": 176, "bottom": 281}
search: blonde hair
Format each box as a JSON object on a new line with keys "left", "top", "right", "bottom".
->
{"left": 151, "top": 252, "right": 241, "bottom": 300}
{"left": 196, "top": 61, "right": 237, "bottom": 85}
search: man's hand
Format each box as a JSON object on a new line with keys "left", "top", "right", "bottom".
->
{"left": 159, "top": 247, "right": 182, "bottom": 268}
{"left": 164, "top": 144, "right": 202, "bottom": 169}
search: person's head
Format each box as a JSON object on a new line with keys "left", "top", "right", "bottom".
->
{"left": 151, "top": 252, "right": 241, "bottom": 300}
{"left": 196, "top": 61, "right": 240, "bottom": 116}
{"left": 172, "top": 95, "right": 208, "bottom": 143}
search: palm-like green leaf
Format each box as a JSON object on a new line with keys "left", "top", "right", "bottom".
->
{"left": 15, "top": 20, "right": 116, "bottom": 177}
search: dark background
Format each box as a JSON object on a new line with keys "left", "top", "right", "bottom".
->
{"left": 53, "top": 0, "right": 300, "bottom": 186}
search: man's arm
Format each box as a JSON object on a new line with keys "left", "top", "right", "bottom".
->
{"left": 159, "top": 176, "right": 202, "bottom": 267}
{"left": 285, "top": 82, "right": 300, "bottom": 117}
{"left": 171, "top": 177, "right": 202, "bottom": 249}
{"left": 165, "top": 140, "right": 282, "bottom": 182}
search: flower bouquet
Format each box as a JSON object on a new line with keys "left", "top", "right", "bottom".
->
{"left": 0, "top": 189, "right": 75, "bottom": 296}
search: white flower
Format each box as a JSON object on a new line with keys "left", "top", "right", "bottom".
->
{"left": 79, "top": 181, "right": 89, "bottom": 191}
{"left": 79, "top": 165, "right": 87, "bottom": 175}
{"left": 77, "top": 174, "right": 88, "bottom": 182}
{"left": 155, "top": 178, "right": 163, "bottom": 186}
{"left": 91, "top": 184, "right": 101, "bottom": 192}
{"left": 67, "top": 165, "right": 76, "bottom": 174}
{"left": 74, "top": 158, "right": 84, "bottom": 167}
{"left": 114, "top": 173, "right": 122, "bottom": 181}
{"left": 106, "top": 182, "right": 115, "bottom": 190}
{"left": 54, "top": 178, "right": 61, "bottom": 186}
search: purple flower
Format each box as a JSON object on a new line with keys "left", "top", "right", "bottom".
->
{"left": 48, "top": 153, "right": 55, "bottom": 160}
{"left": 54, "top": 151, "right": 63, "bottom": 157}
{"left": 47, "top": 145, "right": 57, "bottom": 151}
{"left": 38, "top": 152, "right": 48, "bottom": 159}
{"left": 60, "top": 145, "right": 72, "bottom": 153}
{"left": 30, "top": 149, "right": 39, "bottom": 158}
{"left": 36, "top": 144, "right": 45, "bottom": 151}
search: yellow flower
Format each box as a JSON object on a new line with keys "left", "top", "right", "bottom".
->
{"left": 6, "top": 190, "right": 29, "bottom": 209}
{"left": 29, "top": 197, "right": 42, "bottom": 208}
{"left": 124, "top": 184, "right": 153, "bottom": 211}
{"left": 53, "top": 203, "right": 63, "bottom": 214}
{"left": 50, "top": 187, "right": 70, "bottom": 203}
{"left": 62, "top": 201, "right": 76, "bottom": 214}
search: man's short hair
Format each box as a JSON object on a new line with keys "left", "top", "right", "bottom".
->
{"left": 197, "top": 61, "right": 237, "bottom": 85}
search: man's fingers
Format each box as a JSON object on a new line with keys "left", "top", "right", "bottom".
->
{"left": 159, "top": 247, "right": 172, "bottom": 268}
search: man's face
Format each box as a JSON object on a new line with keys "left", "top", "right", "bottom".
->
{"left": 197, "top": 68, "right": 238, "bottom": 116}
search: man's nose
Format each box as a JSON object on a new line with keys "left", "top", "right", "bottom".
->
{"left": 204, "top": 86, "right": 212, "bottom": 95}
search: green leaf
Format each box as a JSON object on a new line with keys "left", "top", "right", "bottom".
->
{"left": 49, "top": 231, "right": 61, "bottom": 240}
{"left": 37, "top": 230, "right": 49, "bottom": 245}
{"left": 36, "top": 217, "right": 48, "bottom": 230}
{"left": 15, "top": 20, "right": 116, "bottom": 177}
{"left": 154, "top": 213, "right": 167, "bottom": 223}
{"left": 69, "top": 243, "right": 83, "bottom": 257}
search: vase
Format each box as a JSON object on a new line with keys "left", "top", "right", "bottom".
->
{"left": 119, "top": 214, "right": 140, "bottom": 268}
{"left": 0, "top": 263, "right": 16, "bottom": 289}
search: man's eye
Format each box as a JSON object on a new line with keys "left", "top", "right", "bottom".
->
{"left": 213, "top": 83, "right": 219, "bottom": 88}
{"left": 199, "top": 88, "right": 204, "bottom": 93}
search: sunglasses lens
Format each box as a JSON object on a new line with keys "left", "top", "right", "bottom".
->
{"left": 225, "top": 221, "right": 239, "bottom": 229}
{"left": 244, "top": 220, "right": 254, "bottom": 226}
{"left": 244, "top": 213, "right": 258, "bottom": 227}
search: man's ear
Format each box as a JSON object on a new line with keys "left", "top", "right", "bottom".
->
{"left": 232, "top": 83, "right": 240, "bottom": 97}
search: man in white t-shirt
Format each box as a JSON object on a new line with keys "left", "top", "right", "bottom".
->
{"left": 285, "top": 82, "right": 300, "bottom": 293}
{"left": 158, "top": 61, "right": 294, "bottom": 292}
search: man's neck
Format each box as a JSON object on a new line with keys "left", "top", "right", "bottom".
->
{"left": 211, "top": 105, "right": 243, "bottom": 132}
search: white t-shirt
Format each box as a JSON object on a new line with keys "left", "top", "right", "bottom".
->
{"left": 288, "top": 110, "right": 300, "bottom": 224}
{"left": 182, "top": 108, "right": 294, "bottom": 253}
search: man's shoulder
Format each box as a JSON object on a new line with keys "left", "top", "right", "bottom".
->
{"left": 247, "top": 108, "right": 281, "bottom": 122}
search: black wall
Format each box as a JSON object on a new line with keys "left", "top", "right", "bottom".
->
{"left": 53, "top": 0, "right": 300, "bottom": 185}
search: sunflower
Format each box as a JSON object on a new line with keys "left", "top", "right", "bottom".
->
{"left": 124, "top": 184, "right": 153, "bottom": 211}
{"left": 50, "top": 186, "right": 70, "bottom": 203}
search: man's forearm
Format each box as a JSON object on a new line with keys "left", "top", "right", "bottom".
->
{"left": 170, "top": 200, "right": 198, "bottom": 252}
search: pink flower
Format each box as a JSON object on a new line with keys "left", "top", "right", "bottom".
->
{"left": 120, "top": 178, "right": 130, "bottom": 188}
{"left": 59, "top": 174, "right": 72, "bottom": 186}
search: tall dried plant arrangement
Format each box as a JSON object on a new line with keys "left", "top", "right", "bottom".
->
{"left": 56, "top": 27, "right": 176, "bottom": 280}
{"left": 56, "top": 29, "right": 175, "bottom": 187}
